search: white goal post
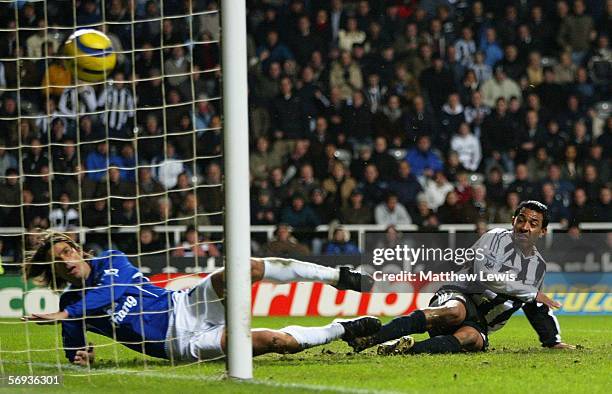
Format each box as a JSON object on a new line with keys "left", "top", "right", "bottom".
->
{"left": 220, "top": 0, "right": 253, "bottom": 380}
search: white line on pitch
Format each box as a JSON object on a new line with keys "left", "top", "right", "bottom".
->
{"left": 1, "top": 361, "right": 405, "bottom": 394}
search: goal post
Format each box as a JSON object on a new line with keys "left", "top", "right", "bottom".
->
{"left": 220, "top": 0, "right": 253, "bottom": 381}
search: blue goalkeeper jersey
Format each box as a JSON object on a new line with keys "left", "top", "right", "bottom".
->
{"left": 60, "top": 250, "right": 174, "bottom": 362}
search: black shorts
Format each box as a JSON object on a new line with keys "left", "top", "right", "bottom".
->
{"left": 428, "top": 288, "right": 489, "bottom": 351}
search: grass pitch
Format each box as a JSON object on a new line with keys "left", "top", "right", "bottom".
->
{"left": 0, "top": 315, "right": 610, "bottom": 393}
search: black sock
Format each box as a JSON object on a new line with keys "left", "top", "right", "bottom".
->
{"left": 369, "top": 310, "right": 427, "bottom": 344}
{"left": 409, "top": 335, "right": 462, "bottom": 354}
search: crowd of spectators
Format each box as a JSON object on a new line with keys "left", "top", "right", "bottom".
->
{"left": 245, "top": 0, "right": 611, "bottom": 254}
{"left": 0, "top": 0, "right": 611, "bottom": 260}
{"left": 0, "top": 0, "right": 223, "bottom": 258}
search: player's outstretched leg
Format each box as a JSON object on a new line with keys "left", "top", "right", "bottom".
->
{"left": 254, "top": 257, "right": 374, "bottom": 292}
{"left": 218, "top": 316, "right": 382, "bottom": 356}
{"left": 211, "top": 258, "right": 374, "bottom": 294}
{"left": 347, "top": 301, "right": 467, "bottom": 352}
{"left": 376, "top": 326, "right": 484, "bottom": 355}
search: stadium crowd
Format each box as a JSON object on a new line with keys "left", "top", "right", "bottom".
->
{"left": 0, "top": 0, "right": 610, "bottom": 259}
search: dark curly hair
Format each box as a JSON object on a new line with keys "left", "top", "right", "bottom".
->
{"left": 22, "top": 231, "right": 91, "bottom": 290}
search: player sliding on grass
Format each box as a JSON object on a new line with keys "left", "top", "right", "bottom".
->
{"left": 23, "top": 232, "right": 379, "bottom": 365}
{"left": 346, "top": 200, "right": 575, "bottom": 355}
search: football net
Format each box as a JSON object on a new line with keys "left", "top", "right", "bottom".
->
{"left": 0, "top": 0, "right": 227, "bottom": 378}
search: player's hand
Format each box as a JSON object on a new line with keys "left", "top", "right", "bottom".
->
{"left": 74, "top": 343, "right": 95, "bottom": 366}
{"left": 536, "top": 292, "right": 562, "bottom": 309}
{"left": 551, "top": 342, "right": 576, "bottom": 350}
{"left": 22, "top": 311, "right": 69, "bottom": 324}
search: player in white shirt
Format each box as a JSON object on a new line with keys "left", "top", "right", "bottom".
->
{"left": 347, "top": 201, "right": 575, "bottom": 354}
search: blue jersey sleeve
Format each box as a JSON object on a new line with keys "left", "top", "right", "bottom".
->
{"left": 61, "top": 319, "right": 86, "bottom": 362}
{"left": 60, "top": 291, "right": 86, "bottom": 362}
{"left": 64, "top": 251, "right": 140, "bottom": 318}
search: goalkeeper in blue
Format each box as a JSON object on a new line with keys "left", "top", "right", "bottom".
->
{"left": 23, "top": 232, "right": 379, "bottom": 366}
{"left": 347, "top": 200, "right": 575, "bottom": 355}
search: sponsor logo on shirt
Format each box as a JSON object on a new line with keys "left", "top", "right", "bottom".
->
{"left": 109, "top": 296, "right": 138, "bottom": 324}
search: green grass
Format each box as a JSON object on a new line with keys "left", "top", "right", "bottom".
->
{"left": 0, "top": 316, "right": 610, "bottom": 393}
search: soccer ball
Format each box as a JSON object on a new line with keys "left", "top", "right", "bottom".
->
{"left": 63, "top": 29, "right": 116, "bottom": 82}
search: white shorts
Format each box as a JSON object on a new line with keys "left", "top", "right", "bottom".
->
{"left": 165, "top": 274, "right": 226, "bottom": 361}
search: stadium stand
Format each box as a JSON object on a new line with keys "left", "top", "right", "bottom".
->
{"left": 0, "top": 0, "right": 610, "bottom": 260}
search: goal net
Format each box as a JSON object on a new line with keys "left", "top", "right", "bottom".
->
{"left": 0, "top": 0, "right": 234, "bottom": 379}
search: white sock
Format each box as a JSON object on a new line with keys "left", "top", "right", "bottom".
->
{"left": 280, "top": 323, "right": 345, "bottom": 349}
{"left": 263, "top": 257, "right": 340, "bottom": 285}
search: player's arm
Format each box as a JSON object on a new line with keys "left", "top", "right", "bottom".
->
{"left": 57, "top": 291, "right": 95, "bottom": 365}
{"left": 61, "top": 319, "right": 95, "bottom": 365}
{"left": 522, "top": 301, "right": 574, "bottom": 349}
{"left": 60, "top": 318, "right": 87, "bottom": 363}
{"left": 64, "top": 251, "right": 139, "bottom": 318}
{"left": 23, "top": 299, "right": 95, "bottom": 363}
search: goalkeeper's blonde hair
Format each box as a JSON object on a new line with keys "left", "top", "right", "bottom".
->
{"left": 23, "top": 230, "right": 92, "bottom": 290}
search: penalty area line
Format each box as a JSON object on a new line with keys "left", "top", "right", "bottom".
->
{"left": 2, "top": 361, "right": 402, "bottom": 394}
